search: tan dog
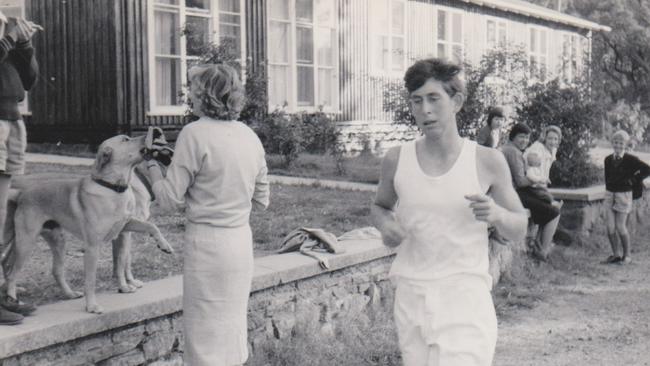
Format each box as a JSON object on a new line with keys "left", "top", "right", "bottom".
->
{"left": 1, "top": 134, "right": 174, "bottom": 314}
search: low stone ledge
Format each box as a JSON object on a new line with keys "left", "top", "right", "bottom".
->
{"left": 0, "top": 239, "right": 393, "bottom": 361}
{"left": 549, "top": 185, "right": 605, "bottom": 201}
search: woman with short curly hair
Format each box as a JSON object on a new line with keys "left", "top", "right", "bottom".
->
{"left": 149, "top": 63, "right": 270, "bottom": 366}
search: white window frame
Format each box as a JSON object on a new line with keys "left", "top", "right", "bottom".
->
{"left": 485, "top": 16, "right": 507, "bottom": 50}
{"left": 560, "top": 31, "right": 582, "bottom": 84}
{"left": 436, "top": 6, "right": 464, "bottom": 63}
{"left": 146, "top": 0, "right": 246, "bottom": 116}
{"left": 527, "top": 25, "right": 549, "bottom": 82}
{"left": 0, "top": 0, "right": 29, "bottom": 115}
{"left": 370, "top": 0, "right": 406, "bottom": 76}
{"left": 266, "top": 0, "right": 340, "bottom": 113}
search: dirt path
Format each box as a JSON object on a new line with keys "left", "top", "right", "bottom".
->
{"left": 494, "top": 248, "right": 650, "bottom": 366}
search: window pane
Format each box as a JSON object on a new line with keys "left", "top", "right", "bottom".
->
{"left": 530, "top": 28, "right": 536, "bottom": 52}
{"left": 269, "top": 22, "right": 289, "bottom": 63}
{"left": 296, "top": 26, "right": 314, "bottom": 64}
{"left": 375, "top": 35, "right": 389, "bottom": 71}
{"left": 185, "top": 0, "right": 209, "bottom": 10}
{"left": 392, "top": 1, "right": 405, "bottom": 35}
{"left": 316, "top": 0, "right": 334, "bottom": 25}
{"left": 437, "top": 11, "right": 446, "bottom": 41}
{"left": 219, "top": 24, "right": 241, "bottom": 57}
{"left": 437, "top": 43, "right": 446, "bottom": 58}
{"left": 296, "top": 0, "right": 313, "bottom": 23}
{"left": 498, "top": 22, "right": 506, "bottom": 45}
{"left": 318, "top": 68, "right": 333, "bottom": 107}
{"left": 317, "top": 27, "right": 334, "bottom": 66}
{"left": 540, "top": 30, "right": 546, "bottom": 54}
{"left": 487, "top": 20, "right": 495, "bottom": 48}
{"left": 452, "top": 13, "right": 462, "bottom": 43}
{"left": 269, "top": 0, "right": 289, "bottom": 20}
{"left": 155, "top": 10, "right": 180, "bottom": 55}
{"left": 269, "top": 65, "right": 290, "bottom": 107}
{"left": 220, "top": 13, "right": 240, "bottom": 25}
{"left": 392, "top": 36, "right": 404, "bottom": 71}
{"left": 186, "top": 15, "right": 210, "bottom": 56}
{"left": 219, "top": 0, "right": 240, "bottom": 13}
{"left": 452, "top": 45, "right": 462, "bottom": 63}
{"left": 297, "top": 66, "right": 315, "bottom": 106}
{"left": 374, "top": 0, "right": 389, "bottom": 33}
{"left": 156, "top": 57, "right": 182, "bottom": 105}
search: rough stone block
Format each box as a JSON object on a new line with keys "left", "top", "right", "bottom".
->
{"left": 148, "top": 353, "right": 184, "bottom": 366}
{"left": 97, "top": 349, "right": 145, "bottom": 366}
{"left": 143, "top": 332, "right": 176, "bottom": 361}
{"left": 111, "top": 324, "right": 145, "bottom": 355}
{"left": 271, "top": 313, "right": 296, "bottom": 339}
{"left": 146, "top": 318, "right": 173, "bottom": 334}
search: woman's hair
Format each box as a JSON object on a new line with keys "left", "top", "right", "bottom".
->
{"left": 538, "top": 125, "right": 562, "bottom": 144}
{"left": 508, "top": 123, "right": 532, "bottom": 141}
{"left": 188, "top": 64, "right": 246, "bottom": 120}
{"left": 486, "top": 106, "right": 505, "bottom": 128}
{"left": 404, "top": 58, "right": 466, "bottom": 97}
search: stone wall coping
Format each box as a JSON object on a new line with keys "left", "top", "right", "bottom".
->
{"left": 549, "top": 185, "right": 606, "bottom": 201}
{"left": 0, "top": 239, "right": 393, "bottom": 359}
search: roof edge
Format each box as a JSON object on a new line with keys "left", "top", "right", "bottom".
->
{"left": 462, "top": 0, "right": 612, "bottom": 32}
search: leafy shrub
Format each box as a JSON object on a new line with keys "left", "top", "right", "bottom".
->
{"left": 254, "top": 111, "right": 305, "bottom": 167}
{"left": 517, "top": 79, "right": 604, "bottom": 188}
{"left": 604, "top": 100, "right": 650, "bottom": 144}
{"left": 301, "top": 111, "right": 340, "bottom": 154}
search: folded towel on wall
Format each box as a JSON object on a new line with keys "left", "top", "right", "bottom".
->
{"left": 277, "top": 228, "right": 345, "bottom": 269}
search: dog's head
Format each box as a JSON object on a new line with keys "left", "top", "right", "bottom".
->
{"left": 92, "top": 134, "right": 148, "bottom": 184}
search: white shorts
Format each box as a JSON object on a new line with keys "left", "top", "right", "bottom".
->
{"left": 393, "top": 276, "right": 498, "bottom": 366}
{"left": 0, "top": 119, "right": 26, "bottom": 175}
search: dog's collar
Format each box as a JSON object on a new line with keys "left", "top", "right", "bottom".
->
{"left": 92, "top": 177, "right": 129, "bottom": 193}
{"left": 133, "top": 168, "right": 156, "bottom": 201}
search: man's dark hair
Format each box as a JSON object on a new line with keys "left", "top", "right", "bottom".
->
{"left": 508, "top": 123, "right": 532, "bottom": 141}
{"left": 486, "top": 106, "right": 505, "bottom": 128}
{"left": 404, "top": 58, "right": 466, "bottom": 97}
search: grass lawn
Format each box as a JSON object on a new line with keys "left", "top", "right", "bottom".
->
{"left": 9, "top": 162, "right": 375, "bottom": 306}
{"left": 266, "top": 153, "right": 381, "bottom": 184}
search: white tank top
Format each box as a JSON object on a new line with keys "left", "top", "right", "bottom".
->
{"left": 390, "top": 138, "right": 492, "bottom": 287}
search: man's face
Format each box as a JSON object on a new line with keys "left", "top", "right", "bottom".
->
{"left": 408, "top": 78, "right": 462, "bottom": 139}
{"left": 512, "top": 133, "right": 530, "bottom": 151}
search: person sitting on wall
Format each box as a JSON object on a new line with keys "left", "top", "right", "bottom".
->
{"left": 501, "top": 123, "right": 560, "bottom": 261}
{"left": 476, "top": 106, "right": 506, "bottom": 149}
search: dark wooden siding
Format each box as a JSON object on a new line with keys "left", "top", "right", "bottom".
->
{"left": 246, "top": 0, "right": 266, "bottom": 74}
{"left": 26, "top": 0, "right": 120, "bottom": 143}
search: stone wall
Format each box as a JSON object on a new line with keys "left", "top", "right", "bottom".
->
{"left": 0, "top": 234, "right": 521, "bottom": 365}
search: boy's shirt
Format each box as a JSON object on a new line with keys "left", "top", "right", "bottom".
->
{"left": 604, "top": 153, "right": 650, "bottom": 197}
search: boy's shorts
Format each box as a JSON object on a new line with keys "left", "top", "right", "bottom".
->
{"left": 604, "top": 191, "right": 633, "bottom": 213}
{"left": 0, "top": 120, "right": 27, "bottom": 175}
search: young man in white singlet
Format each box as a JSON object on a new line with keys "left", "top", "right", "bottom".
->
{"left": 371, "top": 58, "right": 528, "bottom": 366}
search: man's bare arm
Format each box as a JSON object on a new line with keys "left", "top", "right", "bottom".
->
{"left": 371, "top": 147, "right": 406, "bottom": 248}
{"left": 471, "top": 147, "right": 528, "bottom": 243}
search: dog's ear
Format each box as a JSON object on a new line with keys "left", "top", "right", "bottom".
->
{"left": 94, "top": 146, "right": 113, "bottom": 172}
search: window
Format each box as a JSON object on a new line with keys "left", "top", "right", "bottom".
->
{"left": 561, "top": 33, "right": 582, "bottom": 83}
{"left": 437, "top": 8, "right": 463, "bottom": 63}
{"left": 267, "top": 0, "right": 338, "bottom": 111}
{"left": 0, "top": 0, "right": 29, "bottom": 114}
{"left": 371, "top": 0, "right": 406, "bottom": 74}
{"left": 147, "top": 0, "right": 245, "bottom": 114}
{"left": 486, "top": 18, "right": 506, "bottom": 49}
{"left": 528, "top": 26, "right": 548, "bottom": 81}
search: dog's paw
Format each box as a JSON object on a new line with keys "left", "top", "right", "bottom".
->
{"left": 64, "top": 290, "right": 84, "bottom": 299}
{"left": 127, "top": 279, "right": 144, "bottom": 288}
{"left": 118, "top": 285, "right": 137, "bottom": 294}
{"left": 86, "top": 303, "right": 104, "bottom": 314}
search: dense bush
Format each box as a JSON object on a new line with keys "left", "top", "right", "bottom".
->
{"left": 517, "top": 79, "right": 604, "bottom": 188}
{"left": 604, "top": 100, "right": 650, "bottom": 144}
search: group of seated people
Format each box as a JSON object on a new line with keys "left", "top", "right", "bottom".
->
{"left": 478, "top": 107, "right": 563, "bottom": 261}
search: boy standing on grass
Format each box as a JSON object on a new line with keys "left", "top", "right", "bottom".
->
{"left": 603, "top": 130, "right": 650, "bottom": 265}
{"left": 371, "top": 58, "right": 527, "bottom": 366}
